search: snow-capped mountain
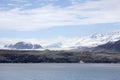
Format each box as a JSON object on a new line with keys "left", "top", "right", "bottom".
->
{"left": 1, "top": 31, "right": 120, "bottom": 50}
{"left": 92, "top": 39, "right": 120, "bottom": 52}
{"left": 45, "top": 31, "right": 120, "bottom": 49}
{"left": 73, "top": 31, "right": 120, "bottom": 48}
{"left": 4, "top": 42, "right": 43, "bottom": 50}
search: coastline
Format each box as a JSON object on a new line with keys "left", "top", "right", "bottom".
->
{"left": 0, "top": 49, "right": 120, "bottom": 63}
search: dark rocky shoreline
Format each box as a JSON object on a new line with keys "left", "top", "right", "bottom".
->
{"left": 0, "top": 49, "right": 120, "bottom": 63}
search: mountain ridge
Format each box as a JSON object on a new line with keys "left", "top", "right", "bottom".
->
{"left": 93, "top": 40, "right": 120, "bottom": 52}
{"left": 2, "top": 31, "right": 120, "bottom": 50}
{"left": 5, "top": 42, "right": 43, "bottom": 50}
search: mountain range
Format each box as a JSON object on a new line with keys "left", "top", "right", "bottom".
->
{"left": 43, "top": 31, "right": 120, "bottom": 49}
{"left": 3, "top": 31, "right": 120, "bottom": 51}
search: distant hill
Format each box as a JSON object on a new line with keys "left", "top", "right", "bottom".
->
{"left": 5, "top": 42, "right": 43, "bottom": 49}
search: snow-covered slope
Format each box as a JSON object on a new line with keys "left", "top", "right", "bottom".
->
{"left": 46, "top": 31, "right": 120, "bottom": 49}
{"left": 1, "top": 31, "right": 120, "bottom": 50}
{"left": 73, "top": 31, "right": 120, "bottom": 48}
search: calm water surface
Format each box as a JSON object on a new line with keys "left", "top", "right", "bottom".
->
{"left": 0, "top": 64, "right": 120, "bottom": 80}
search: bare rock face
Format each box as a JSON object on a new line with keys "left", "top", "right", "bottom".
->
{"left": 5, "top": 42, "right": 42, "bottom": 49}
{"left": 33, "top": 44, "right": 42, "bottom": 49}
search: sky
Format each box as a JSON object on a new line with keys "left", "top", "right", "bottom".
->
{"left": 0, "top": 0, "right": 120, "bottom": 39}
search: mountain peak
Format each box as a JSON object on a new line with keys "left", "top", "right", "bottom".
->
{"left": 5, "top": 41, "right": 43, "bottom": 49}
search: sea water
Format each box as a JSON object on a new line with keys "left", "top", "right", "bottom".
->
{"left": 0, "top": 64, "right": 120, "bottom": 80}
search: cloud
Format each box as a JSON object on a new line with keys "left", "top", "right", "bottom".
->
{"left": 0, "top": 0, "right": 120, "bottom": 31}
{"left": 10, "top": 0, "right": 27, "bottom": 3}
